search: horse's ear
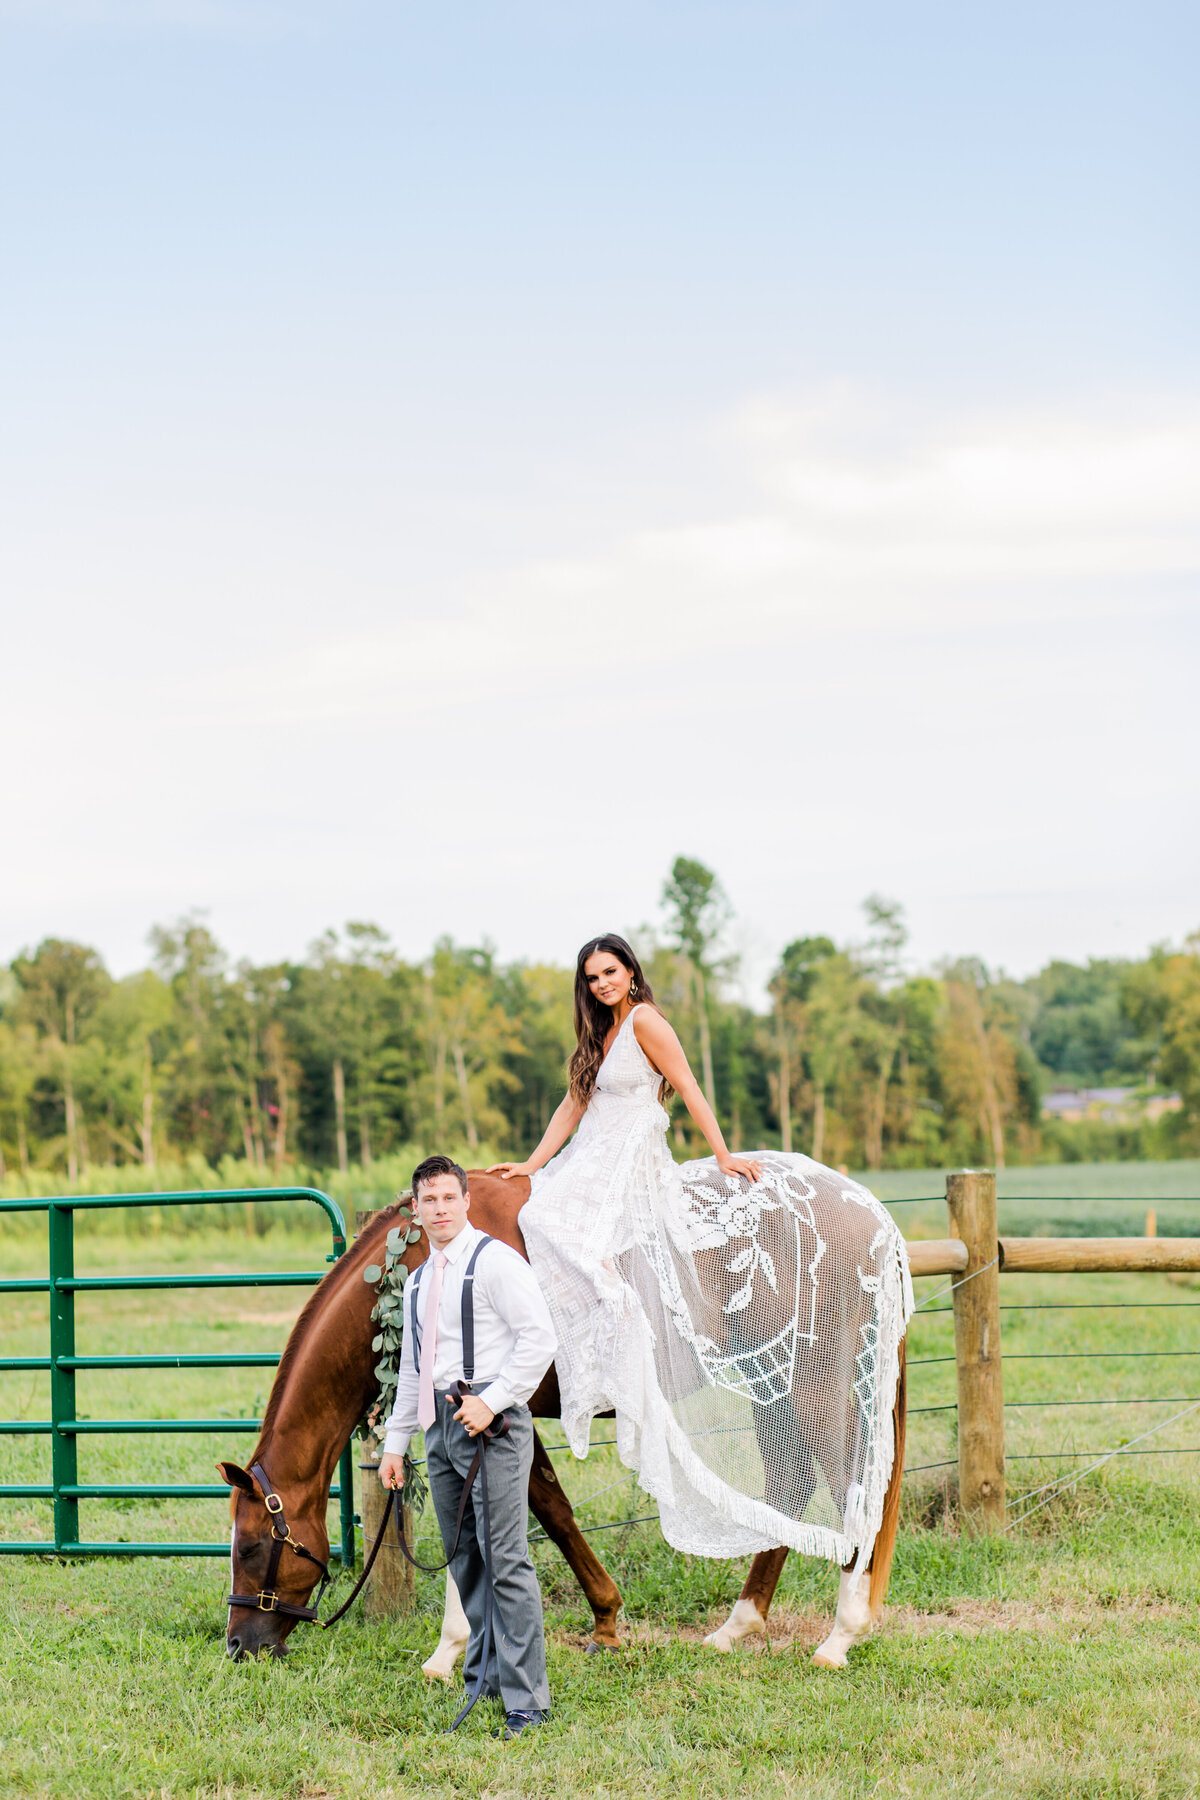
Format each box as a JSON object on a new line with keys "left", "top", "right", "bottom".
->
{"left": 217, "top": 1461, "right": 256, "bottom": 1493}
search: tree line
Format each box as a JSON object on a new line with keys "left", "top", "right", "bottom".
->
{"left": 1, "top": 857, "right": 1197, "bottom": 1193}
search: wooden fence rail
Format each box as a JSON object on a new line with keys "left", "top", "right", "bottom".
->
{"left": 906, "top": 1237, "right": 1200, "bottom": 1276}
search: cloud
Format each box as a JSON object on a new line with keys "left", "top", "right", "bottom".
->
{"left": 5, "top": 382, "right": 1197, "bottom": 981}
{"left": 650, "top": 394, "right": 1200, "bottom": 586}
{"left": 219, "top": 389, "right": 1200, "bottom": 724}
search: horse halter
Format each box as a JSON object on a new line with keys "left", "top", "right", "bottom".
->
{"left": 226, "top": 1461, "right": 332, "bottom": 1624}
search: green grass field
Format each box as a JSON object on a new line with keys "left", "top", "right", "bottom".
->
{"left": 4, "top": 1164, "right": 1200, "bottom": 1798}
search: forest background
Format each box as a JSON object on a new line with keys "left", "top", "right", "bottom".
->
{"left": 2, "top": 856, "right": 1198, "bottom": 1211}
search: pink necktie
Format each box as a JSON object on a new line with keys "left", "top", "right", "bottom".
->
{"left": 417, "top": 1251, "right": 448, "bottom": 1432}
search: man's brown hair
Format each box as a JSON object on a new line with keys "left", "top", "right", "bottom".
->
{"left": 411, "top": 1153, "right": 468, "bottom": 1198}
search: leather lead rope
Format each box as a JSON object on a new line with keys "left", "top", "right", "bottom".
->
{"left": 316, "top": 1484, "right": 409, "bottom": 1627}
{"left": 322, "top": 1429, "right": 501, "bottom": 1733}
{"left": 320, "top": 1430, "right": 485, "bottom": 1628}
{"left": 230, "top": 1232, "right": 513, "bottom": 1731}
{"left": 447, "top": 1429, "right": 496, "bottom": 1732}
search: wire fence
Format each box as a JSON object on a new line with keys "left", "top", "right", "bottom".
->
{"left": 412, "top": 1190, "right": 1200, "bottom": 1548}
{"left": 900, "top": 1192, "right": 1200, "bottom": 1511}
{"left": 526, "top": 1192, "right": 1200, "bottom": 1542}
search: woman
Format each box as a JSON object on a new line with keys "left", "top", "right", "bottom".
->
{"left": 489, "top": 934, "right": 911, "bottom": 1564}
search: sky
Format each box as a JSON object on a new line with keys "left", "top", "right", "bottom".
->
{"left": 2, "top": 0, "right": 1197, "bottom": 1000}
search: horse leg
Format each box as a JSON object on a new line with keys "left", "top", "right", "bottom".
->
{"left": 704, "top": 1390, "right": 819, "bottom": 1653}
{"left": 813, "top": 1339, "right": 907, "bottom": 1668}
{"left": 865, "top": 1336, "right": 907, "bottom": 1624}
{"left": 527, "top": 1427, "right": 624, "bottom": 1651}
{"left": 702, "top": 1546, "right": 787, "bottom": 1650}
{"left": 421, "top": 1572, "right": 470, "bottom": 1682}
{"left": 811, "top": 1559, "right": 875, "bottom": 1669}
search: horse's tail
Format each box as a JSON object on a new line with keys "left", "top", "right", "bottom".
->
{"left": 868, "top": 1334, "right": 907, "bottom": 1620}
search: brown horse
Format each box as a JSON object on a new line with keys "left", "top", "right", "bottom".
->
{"left": 220, "top": 1171, "right": 906, "bottom": 1666}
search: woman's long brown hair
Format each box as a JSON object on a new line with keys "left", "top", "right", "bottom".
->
{"left": 568, "top": 934, "right": 671, "bottom": 1107}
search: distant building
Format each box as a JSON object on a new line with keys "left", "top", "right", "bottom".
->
{"left": 1041, "top": 1087, "right": 1182, "bottom": 1124}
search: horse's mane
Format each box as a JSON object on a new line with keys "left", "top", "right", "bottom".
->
{"left": 247, "top": 1172, "right": 527, "bottom": 1464}
{"left": 251, "top": 1199, "right": 406, "bottom": 1454}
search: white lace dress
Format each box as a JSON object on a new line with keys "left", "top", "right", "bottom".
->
{"left": 518, "top": 1006, "right": 913, "bottom": 1562}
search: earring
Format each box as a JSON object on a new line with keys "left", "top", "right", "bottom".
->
{"left": 628, "top": 983, "right": 638, "bottom": 1003}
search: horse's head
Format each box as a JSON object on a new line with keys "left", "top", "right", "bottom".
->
{"left": 219, "top": 1459, "right": 331, "bottom": 1660}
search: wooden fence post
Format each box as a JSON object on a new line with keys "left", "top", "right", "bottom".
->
{"left": 359, "top": 1448, "right": 416, "bottom": 1617}
{"left": 945, "top": 1169, "right": 1005, "bottom": 1531}
{"left": 354, "top": 1204, "right": 415, "bottom": 1616}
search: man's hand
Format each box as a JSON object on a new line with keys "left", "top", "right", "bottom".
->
{"left": 377, "top": 1453, "right": 405, "bottom": 1490}
{"left": 451, "top": 1392, "right": 496, "bottom": 1438}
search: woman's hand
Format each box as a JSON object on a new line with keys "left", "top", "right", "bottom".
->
{"left": 486, "top": 1160, "right": 537, "bottom": 1180}
{"left": 717, "top": 1152, "right": 765, "bottom": 1185}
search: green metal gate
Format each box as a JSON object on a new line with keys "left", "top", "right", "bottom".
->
{"left": 0, "top": 1187, "right": 356, "bottom": 1564}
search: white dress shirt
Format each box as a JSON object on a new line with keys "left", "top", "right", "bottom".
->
{"left": 383, "top": 1221, "right": 557, "bottom": 1457}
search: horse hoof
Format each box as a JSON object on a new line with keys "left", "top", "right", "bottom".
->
{"left": 420, "top": 1655, "right": 459, "bottom": 1683}
{"left": 811, "top": 1648, "right": 848, "bottom": 1670}
{"left": 584, "top": 1637, "right": 621, "bottom": 1654}
{"left": 703, "top": 1600, "right": 768, "bottom": 1653}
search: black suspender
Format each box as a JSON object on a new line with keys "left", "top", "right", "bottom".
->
{"left": 408, "top": 1257, "right": 428, "bottom": 1369}
{"left": 410, "top": 1234, "right": 494, "bottom": 1381}
{"left": 459, "top": 1236, "right": 490, "bottom": 1385}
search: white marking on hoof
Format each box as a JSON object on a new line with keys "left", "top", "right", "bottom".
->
{"left": 421, "top": 1573, "right": 469, "bottom": 1682}
{"left": 703, "top": 1596, "right": 768, "bottom": 1653}
{"left": 812, "top": 1567, "right": 874, "bottom": 1669}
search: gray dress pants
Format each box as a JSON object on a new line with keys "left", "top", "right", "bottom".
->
{"left": 425, "top": 1393, "right": 550, "bottom": 1715}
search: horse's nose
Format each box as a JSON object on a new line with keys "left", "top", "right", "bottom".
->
{"left": 226, "top": 1636, "right": 244, "bottom": 1661}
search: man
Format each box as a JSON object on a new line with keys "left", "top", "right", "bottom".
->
{"left": 378, "top": 1154, "right": 557, "bottom": 1739}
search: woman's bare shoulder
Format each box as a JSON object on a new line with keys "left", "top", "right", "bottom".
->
{"left": 631, "top": 1004, "right": 678, "bottom": 1045}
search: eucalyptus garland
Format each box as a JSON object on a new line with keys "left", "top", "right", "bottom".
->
{"left": 359, "top": 1196, "right": 428, "bottom": 1515}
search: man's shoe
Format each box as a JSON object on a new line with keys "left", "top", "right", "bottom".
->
{"left": 502, "top": 1709, "right": 549, "bottom": 1741}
